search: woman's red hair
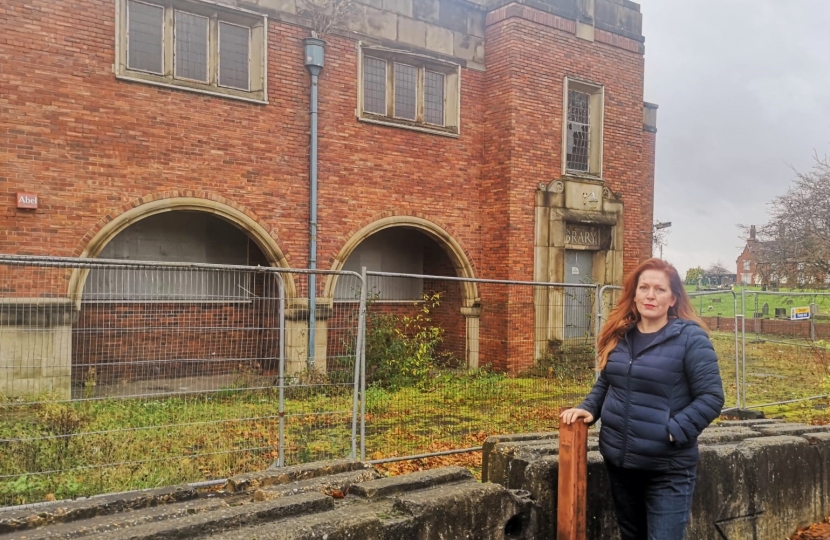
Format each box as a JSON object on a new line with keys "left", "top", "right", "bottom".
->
{"left": 596, "top": 258, "right": 707, "bottom": 370}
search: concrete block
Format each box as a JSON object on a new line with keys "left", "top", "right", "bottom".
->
{"left": 412, "top": 0, "right": 439, "bottom": 22}
{"left": 211, "top": 505, "right": 385, "bottom": 539}
{"left": 383, "top": 0, "right": 412, "bottom": 17}
{"left": 350, "top": 466, "right": 472, "bottom": 499}
{"left": 718, "top": 418, "right": 784, "bottom": 428}
{"left": 425, "top": 24, "right": 453, "bottom": 55}
{"left": 229, "top": 459, "right": 371, "bottom": 492}
{"left": 108, "top": 493, "right": 333, "bottom": 539}
{"left": 595, "top": 0, "right": 642, "bottom": 36}
{"left": 393, "top": 481, "right": 537, "bottom": 539}
{"left": 0, "top": 485, "right": 199, "bottom": 535}
{"left": 365, "top": 6, "right": 398, "bottom": 41}
{"left": 253, "top": 469, "right": 382, "bottom": 501}
{"left": 1, "top": 323, "right": 72, "bottom": 400}
{"left": 743, "top": 436, "right": 823, "bottom": 539}
{"left": 757, "top": 423, "right": 830, "bottom": 437}
{"left": 697, "top": 426, "right": 762, "bottom": 445}
{"left": 257, "top": 0, "right": 298, "bottom": 15}
{"left": 466, "top": 9, "right": 485, "bottom": 37}
{"left": 397, "top": 17, "right": 427, "bottom": 48}
{"left": 481, "top": 432, "right": 556, "bottom": 483}
{"left": 803, "top": 433, "right": 830, "bottom": 511}
{"left": 437, "top": 0, "right": 468, "bottom": 33}
{"left": 452, "top": 32, "right": 483, "bottom": 63}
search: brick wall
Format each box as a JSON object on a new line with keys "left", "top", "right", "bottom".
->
{"left": 701, "top": 315, "right": 828, "bottom": 340}
{"left": 1, "top": 0, "right": 653, "bottom": 373}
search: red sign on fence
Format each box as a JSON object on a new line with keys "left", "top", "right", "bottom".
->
{"left": 16, "top": 193, "right": 38, "bottom": 209}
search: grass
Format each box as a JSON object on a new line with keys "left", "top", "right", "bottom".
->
{"left": 2, "top": 332, "right": 830, "bottom": 506}
{"left": 684, "top": 285, "right": 830, "bottom": 320}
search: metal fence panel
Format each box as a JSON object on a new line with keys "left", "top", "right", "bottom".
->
{"left": 360, "top": 272, "right": 597, "bottom": 461}
{"left": 0, "top": 256, "right": 362, "bottom": 507}
{"left": 737, "top": 289, "right": 830, "bottom": 409}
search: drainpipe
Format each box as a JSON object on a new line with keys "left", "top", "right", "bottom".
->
{"left": 304, "top": 35, "right": 325, "bottom": 371}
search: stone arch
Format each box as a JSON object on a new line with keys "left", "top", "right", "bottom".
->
{"left": 69, "top": 196, "right": 295, "bottom": 304}
{"left": 325, "top": 215, "right": 479, "bottom": 306}
{"left": 326, "top": 215, "right": 482, "bottom": 368}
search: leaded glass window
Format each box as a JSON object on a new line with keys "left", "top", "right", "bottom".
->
{"left": 127, "top": 0, "right": 164, "bottom": 74}
{"left": 566, "top": 90, "right": 590, "bottom": 172}
{"left": 363, "top": 57, "right": 387, "bottom": 115}
{"left": 174, "top": 11, "right": 208, "bottom": 82}
{"left": 219, "top": 22, "right": 250, "bottom": 90}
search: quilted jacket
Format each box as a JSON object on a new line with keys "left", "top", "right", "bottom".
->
{"left": 578, "top": 318, "right": 724, "bottom": 471}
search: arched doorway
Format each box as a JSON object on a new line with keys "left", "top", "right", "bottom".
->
{"left": 72, "top": 205, "right": 287, "bottom": 391}
{"left": 327, "top": 218, "right": 480, "bottom": 369}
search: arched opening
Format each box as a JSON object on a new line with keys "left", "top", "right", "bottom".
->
{"left": 72, "top": 209, "right": 285, "bottom": 392}
{"left": 327, "top": 220, "right": 480, "bottom": 370}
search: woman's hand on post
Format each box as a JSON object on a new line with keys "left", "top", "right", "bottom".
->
{"left": 559, "top": 408, "right": 594, "bottom": 425}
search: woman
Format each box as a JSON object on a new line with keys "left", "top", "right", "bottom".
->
{"left": 560, "top": 258, "right": 724, "bottom": 540}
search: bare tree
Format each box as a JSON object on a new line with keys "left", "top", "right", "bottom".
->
{"left": 706, "top": 261, "right": 730, "bottom": 275}
{"left": 297, "top": 0, "right": 364, "bottom": 37}
{"left": 741, "top": 156, "right": 830, "bottom": 286}
{"left": 652, "top": 221, "right": 671, "bottom": 258}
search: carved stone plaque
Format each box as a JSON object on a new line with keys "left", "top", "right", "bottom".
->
{"left": 565, "top": 224, "right": 600, "bottom": 248}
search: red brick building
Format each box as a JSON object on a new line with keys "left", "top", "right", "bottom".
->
{"left": 736, "top": 225, "right": 762, "bottom": 285}
{"left": 1, "top": 0, "right": 656, "bottom": 388}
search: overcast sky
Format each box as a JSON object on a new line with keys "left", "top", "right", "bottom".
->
{"left": 636, "top": 0, "right": 830, "bottom": 277}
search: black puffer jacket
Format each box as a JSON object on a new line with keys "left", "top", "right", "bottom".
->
{"left": 578, "top": 318, "right": 724, "bottom": 471}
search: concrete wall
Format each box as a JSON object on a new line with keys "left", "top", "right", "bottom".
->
{"left": 482, "top": 419, "right": 830, "bottom": 540}
{"left": 0, "top": 300, "right": 74, "bottom": 399}
{"left": 3, "top": 420, "right": 829, "bottom": 539}
{"left": 0, "top": 461, "right": 540, "bottom": 539}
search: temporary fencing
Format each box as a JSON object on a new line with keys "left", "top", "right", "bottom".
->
{"left": 360, "top": 271, "right": 597, "bottom": 462}
{"left": 0, "top": 255, "right": 363, "bottom": 506}
{"left": 733, "top": 289, "right": 830, "bottom": 409}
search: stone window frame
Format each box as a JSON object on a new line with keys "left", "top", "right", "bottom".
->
{"left": 562, "top": 77, "right": 604, "bottom": 178}
{"left": 357, "top": 44, "right": 460, "bottom": 137}
{"left": 114, "top": 0, "right": 268, "bottom": 104}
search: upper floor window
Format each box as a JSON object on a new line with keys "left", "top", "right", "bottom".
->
{"left": 563, "top": 78, "right": 604, "bottom": 177}
{"left": 743, "top": 260, "right": 751, "bottom": 271}
{"left": 116, "top": 0, "right": 267, "bottom": 103}
{"left": 358, "top": 46, "right": 460, "bottom": 137}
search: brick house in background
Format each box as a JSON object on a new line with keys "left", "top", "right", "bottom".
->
{"left": 736, "top": 225, "right": 763, "bottom": 285}
{"left": 1, "top": 0, "right": 656, "bottom": 391}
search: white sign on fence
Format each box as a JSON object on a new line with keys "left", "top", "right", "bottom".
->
{"left": 790, "top": 306, "right": 811, "bottom": 320}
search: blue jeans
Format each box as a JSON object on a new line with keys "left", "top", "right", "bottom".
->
{"left": 604, "top": 461, "right": 697, "bottom": 540}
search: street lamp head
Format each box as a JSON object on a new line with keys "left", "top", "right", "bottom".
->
{"left": 654, "top": 221, "right": 672, "bottom": 230}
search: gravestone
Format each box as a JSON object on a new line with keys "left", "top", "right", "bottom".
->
{"left": 774, "top": 307, "right": 787, "bottom": 318}
{"left": 762, "top": 302, "right": 769, "bottom": 316}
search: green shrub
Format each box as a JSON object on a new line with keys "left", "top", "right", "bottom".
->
{"left": 364, "top": 293, "right": 446, "bottom": 390}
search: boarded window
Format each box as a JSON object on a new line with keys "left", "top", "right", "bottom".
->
{"left": 85, "top": 212, "right": 251, "bottom": 302}
{"left": 336, "top": 229, "right": 426, "bottom": 301}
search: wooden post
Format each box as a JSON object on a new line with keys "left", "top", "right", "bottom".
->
{"left": 557, "top": 417, "right": 588, "bottom": 540}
